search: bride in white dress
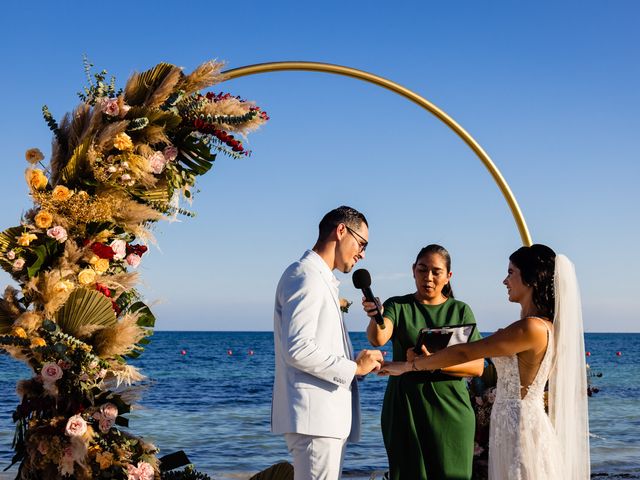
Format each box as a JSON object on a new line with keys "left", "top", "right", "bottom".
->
{"left": 378, "top": 244, "right": 590, "bottom": 479}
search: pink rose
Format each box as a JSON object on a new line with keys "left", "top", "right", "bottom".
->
{"left": 128, "top": 461, "right": 154, "bottom": 480}
{"left": 99, "top": 417, "right": 115, "bottom": 433}
{"left": 6, "top": 250, "right": 15, "bottom": 260}
{"left": 137, "top": 462, "right": 154, "bottom": 480}
{"left": 46, "top": 225, "right": 68, "bottom": 243}
{"left": 163, "top": 145, "right": 178, "bottom": 162}
{"left": 64, "top": 415, "right": 87, "bottom": 437}
{"left": 12, "top": 258, "right": 25, "bottom": 272}
{"left": 126, "top": 253, "right": 141, "bottom": 268}
{"left": 110, "top": 239, "right": 127, "bottom": 260}
{"left": 149, "top": 151, "right": 167, "bottom": 174}
{"left": 101, "top": 403, "right": 119, "bottom": 420}
{"left": 41, "top": 362, "right": 63, "bottom": 383}
{"left": 102, "top": 98, "right": 120, "bottom": 116}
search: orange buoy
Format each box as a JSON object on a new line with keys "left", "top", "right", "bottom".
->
{"left": 181, "top": 350, "right": 187, "bottom": 355}
{"left": 227, "top": 349, "right": 233, "bottom": 356}
{"left": 616, "top": 351, "right": 622, "bottom": 356}
{"left": 248, "top": 349, "right": 254, "bottom": 356}
{"left": 586, "top": 351, "right": 591, "bottom": 357}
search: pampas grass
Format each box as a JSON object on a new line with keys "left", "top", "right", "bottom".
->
{"left": 92, "top": 314, "right": 146, "bottom": 358}
{"left": 178, "top": 60, "right": 226, "bottom": 96}
{"left": 107, "top": 363, "right": 145, "bottom": 388}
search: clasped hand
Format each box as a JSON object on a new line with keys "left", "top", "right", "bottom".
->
{"left": 355, "top": 349, "right": 384, "bottom": 376}
{"left": 378, "top": 345, "right": 432, "bottom": 376}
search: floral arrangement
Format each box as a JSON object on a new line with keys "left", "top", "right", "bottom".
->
{"left": 0, "top": 58, "right": 268, "bottom": 479}
{"left": 468, "top": 360, "right": 497, "bottom": 480}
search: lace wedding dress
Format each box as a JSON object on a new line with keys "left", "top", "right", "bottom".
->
{"left": 488, "top": 322, "right": 562, "bottom": 479}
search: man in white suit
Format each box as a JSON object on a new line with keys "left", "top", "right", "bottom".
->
{"left": 272, "top": 206, "right": 384, "bottom": 480}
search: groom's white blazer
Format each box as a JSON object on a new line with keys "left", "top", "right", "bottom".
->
{"left": 272, "top": 250, "right": 361, "bottom": 441}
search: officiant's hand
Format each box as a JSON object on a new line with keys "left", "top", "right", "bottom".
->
{"left": 362, "top": 297, "right": 383, "bottom": 318}
{"left": 406, "top": 345, "right": 431, "bottom": 362}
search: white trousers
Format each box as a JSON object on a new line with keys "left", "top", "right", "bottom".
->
{"left": 284, "top": 433, "right": 347, "bottom": 480}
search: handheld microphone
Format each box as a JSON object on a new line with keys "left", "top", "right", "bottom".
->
{"left": 352, "top": 269, "right": 385, "bottom": 329}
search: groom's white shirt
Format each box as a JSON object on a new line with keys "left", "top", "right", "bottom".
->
{"left": 272, "top": 250, "right": 361, "bottom": 441}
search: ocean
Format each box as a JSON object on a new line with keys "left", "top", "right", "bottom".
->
{"left": 1, "top": 332, "right": 639, "bottom": 479}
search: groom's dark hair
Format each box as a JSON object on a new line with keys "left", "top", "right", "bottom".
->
{"left": 509, "top": 244, "right": 556, "bottom": 320}
{"left": 317, "top": 206, "right": 368, "bottom": 242}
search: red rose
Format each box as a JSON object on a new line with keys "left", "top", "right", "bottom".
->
{"left": 90, "top": 242, "right": 115, "bottom": 260}
{"left": 126, "top": 244, "right": 148, "bottom": 257}
{"left": 95, "top": 283, "right": 111, "bottom": 298}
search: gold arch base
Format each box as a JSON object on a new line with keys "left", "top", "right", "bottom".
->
{"left": 223, "top": 61, "right": 532, "bottom": 246}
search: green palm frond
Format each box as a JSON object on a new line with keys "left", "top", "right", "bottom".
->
{"left": 146, "top": 110, "right": 182, "bottom": 130}
{"left": 124, "top": 63, "right": 179, "bottom": 107}
{"left": 55, "top": 288, "right": 117, "bottom": 337}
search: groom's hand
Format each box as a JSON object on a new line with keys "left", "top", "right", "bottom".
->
{"left": 355, "top": 349, "right": 384, "bottom": 376}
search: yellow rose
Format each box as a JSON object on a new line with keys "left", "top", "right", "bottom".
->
{"left": 17, "top": 232, "right": 38, "bottom": 246}
{"left": 78, "top": 268, "right": 97, "bottom": 285}
{"left": 53, "top": 280, "right": 75, "bottom": 294}
{"left": 93, "top": 258, "right": 110, "bottom": 274}
{"left": 26, "top": 168, "right": 48, "bottom": 191}
{"left": 25, "top": 148, "right": 45, "bottom": 165}
{"left": 11, "top": 326, "right": 27, "bottom": 339}
{"left": 34, "top": 210, "right": 54, "bottom": 229}
{"left": 113, "top": 132, "right": 134, "bottom": 151}
{"left": 31, "top": 337, "right": 47, "bottom": 347}
{"left": 51, "top": 185, "right": 74, "bottom": 201}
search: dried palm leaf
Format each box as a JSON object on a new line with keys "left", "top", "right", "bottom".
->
{"left": 145, "top": 67, "right": 182, "bottom": 108}
{"left": 55, "top": 288, "right": 117, "bottom": 337}
{"left": 124, "top": 63, "right": 180, "bottom": 107}
{"left": 95, "top": 120, "right": 128, "bottom": 151}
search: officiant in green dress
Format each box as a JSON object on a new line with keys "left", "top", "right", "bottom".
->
{"left": 362, "top": 245, "right": 483, "bottom": 479}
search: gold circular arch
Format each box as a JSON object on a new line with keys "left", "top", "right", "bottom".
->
{"left": 223, "top": 61, "right": 532, "bottom": 246}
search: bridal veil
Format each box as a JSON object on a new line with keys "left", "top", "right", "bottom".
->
{"left": 549, "top": 254, "right": 590, "bottom": 479}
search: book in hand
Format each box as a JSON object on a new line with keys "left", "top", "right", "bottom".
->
{"left": 413, "top": 324, "right": 476, "bottom": 354}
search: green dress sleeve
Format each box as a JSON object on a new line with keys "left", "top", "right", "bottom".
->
{"left": 461, "top": 302, "right": 483, "bottom": 341}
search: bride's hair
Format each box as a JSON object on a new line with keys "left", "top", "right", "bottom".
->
{"left": 509, "top": 244, "right": 556, "bottom": 319}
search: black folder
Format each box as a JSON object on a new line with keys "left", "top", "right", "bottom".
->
{"left": 414, "top": 324, "right": 476, "bottom": 354}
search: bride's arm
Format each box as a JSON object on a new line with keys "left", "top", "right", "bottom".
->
{"left": 381, "top": 317, "right": 548, "bottom": 375}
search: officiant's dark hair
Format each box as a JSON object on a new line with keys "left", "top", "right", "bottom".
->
{"left": 414, "top": 244, "right": 454, "bottom": 298}
{"left": 317, "top": 206, "right": 368, "bottom": 242}
{"left": 509, "top": 244, "right": 556, "bottom": 319}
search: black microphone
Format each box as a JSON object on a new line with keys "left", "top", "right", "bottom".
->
{"left": 352, "top": 269, "right": 385, "bottom": 329}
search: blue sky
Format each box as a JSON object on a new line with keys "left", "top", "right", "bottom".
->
{"left": 0, "top": 1, "right": 638, "bottom": 332}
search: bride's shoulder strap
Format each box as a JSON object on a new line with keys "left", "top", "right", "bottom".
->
{"left": 523, "top": 315, "right": 552, "bottom": 331}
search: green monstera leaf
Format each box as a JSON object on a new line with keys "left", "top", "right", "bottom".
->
{"left": 55, "top": 288, "right": 117, "bottom": 337}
